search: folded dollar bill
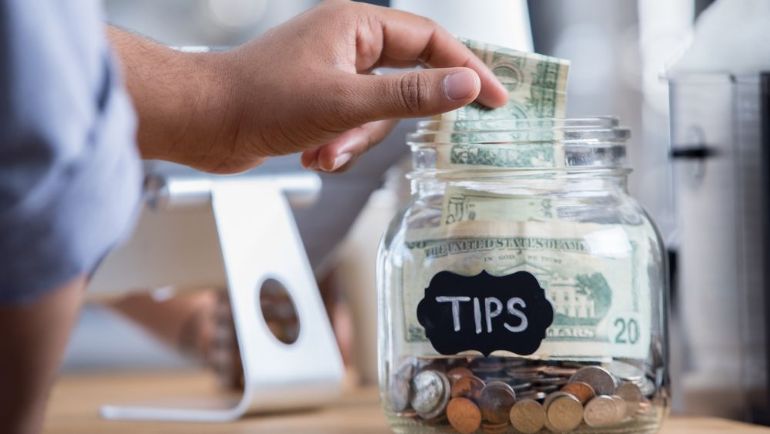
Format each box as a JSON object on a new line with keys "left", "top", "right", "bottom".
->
{"left": 440, "top": 38, "right": 570, "bottom": 123}
{"left": 430, "top": 39, "right": 570, "bottom": 169}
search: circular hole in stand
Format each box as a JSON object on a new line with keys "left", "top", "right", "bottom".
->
{"left": 258, "top": 278, "right": 301, "bottom": 345}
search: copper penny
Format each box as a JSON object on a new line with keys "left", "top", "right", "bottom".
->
{"left": 510, "top": 398, "right": 546, "bottom": 434}
{"left": 447, "top": 397, "right": 482, "bottom": 434}
{"left": 569, "top": 366, "right": 617, "bottom": 396}
{"left": 451, "top": 375, "right": 486, "bottom": 401}
{"left": 584, "top": 395, "right": 619, "bottom": 427}
{"left": 481, "top": 421, "right": 509, "bottom": 434}
{"left": 545, "top": 392, "right": 584, "bottom": 432}
{"left": 616, "top": 382, "right": 643, "bottom": 417}
{"left": 448, "top": 367, "right": 475, "bottom": 382}
{"left": 562, "top": 381, "right": 596, "bottom": 404}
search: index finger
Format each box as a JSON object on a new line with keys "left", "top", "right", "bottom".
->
{"left": 360, "top": 6, "right": 509, "bottom": 108}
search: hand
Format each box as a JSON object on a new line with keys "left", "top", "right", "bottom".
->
{"left": 112, "top": 0, "right": 508, "bottom": 173}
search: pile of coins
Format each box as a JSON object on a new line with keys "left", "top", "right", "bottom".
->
{"left": 388, "top": 357, "right": 656, "bottom": 434}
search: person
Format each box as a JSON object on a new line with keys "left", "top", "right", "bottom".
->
{"left": 0, "top": 1, "right": 508, "bottom": 433}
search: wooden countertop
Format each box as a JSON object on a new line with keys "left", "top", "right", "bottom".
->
{"left": 42, "top": 370, "right": 770, "bottom": 434}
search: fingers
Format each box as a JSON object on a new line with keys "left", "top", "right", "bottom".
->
{"left": 301, "top": 119, "right": 398, "bottom": 172}
{"left": 359, "top": 6, "right": 508, "bottom": 108}
{"left": 337, "top": 67, "right": 479, "bottom": 127}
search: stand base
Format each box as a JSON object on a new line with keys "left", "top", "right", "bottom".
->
{"left": 100, "top": 180, "right": 344, "bottom": 422}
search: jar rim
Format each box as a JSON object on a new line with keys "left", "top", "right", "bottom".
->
{"left": 407, "top": 116, "right": 630, "bottom": 174}
{"left": 414, "top": 116, "right": 622, "bottom": 133}
{"left": 409, "top": 117, "right": 630, "bottom": 147}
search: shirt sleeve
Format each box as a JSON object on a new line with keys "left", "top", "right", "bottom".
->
{"left": 0, "top": 1, "right": 142, "bottom": 303}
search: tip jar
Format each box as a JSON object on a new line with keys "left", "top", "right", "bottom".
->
{"left": 376, "top": 117, "right": 669, "bottom": 434}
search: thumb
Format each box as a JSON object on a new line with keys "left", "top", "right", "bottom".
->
{"left": 345, "top": 67, "right": 480, "bottom": 123}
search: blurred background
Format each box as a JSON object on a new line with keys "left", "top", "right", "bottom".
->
{"left": 65, "top": 0, "right": 769, "bottom": 425}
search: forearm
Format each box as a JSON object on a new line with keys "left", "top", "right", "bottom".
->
{"left": 0, "top": 276, "right": 85, "bottom": 434}
{"left": 107, "top": 27, "right": 242, "bottom": 171}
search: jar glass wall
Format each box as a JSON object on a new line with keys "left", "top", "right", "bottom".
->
{"left": 377, "top": 118, "right": 669, "bottom": 434}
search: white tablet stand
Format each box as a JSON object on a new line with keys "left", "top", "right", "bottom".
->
{"left": 89, "top": 173, "right": 344, "bottom": 422}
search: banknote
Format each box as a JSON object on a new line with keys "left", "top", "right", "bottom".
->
{"left": 432, "top": 39, "right": 570, "bottom": 169}
{"left": 441, "top": 38, "right": 569, "bottom": 123}
{"left": 440, "top": 186, "right": 554, "bottom": 225}
{"left": 399, "top": 220, "right": 655, "bottom": 360}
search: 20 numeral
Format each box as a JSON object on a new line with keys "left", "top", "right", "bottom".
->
{"left": 613, "top": 317, "right": 640, "bottom": 345}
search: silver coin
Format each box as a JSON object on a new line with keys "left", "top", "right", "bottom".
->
{"left": 569, "top": 366, "right": 618, "bottom": 396}
{"left": 410, "top": 370, "right": 451, "bottom": 420}
{"left": 389, "top": 376, "right": 412, "bottom": 413}
{"left": 605, "top": 360, "right": 645, "bottom": 382}
{"left": 638, "top": 376, "right": 657, "bottom": 397}
{"left": 389, "top": 361, "right": 416, "bottom": 412}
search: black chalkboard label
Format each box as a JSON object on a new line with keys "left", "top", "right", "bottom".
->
{"left": 416, "top": 270, "right": 554, "bottom": 356}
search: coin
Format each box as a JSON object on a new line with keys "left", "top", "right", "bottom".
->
{"left": 561, "top": 381, "right": 596, "bottom": 404}
{"left": 388, "top": 375, "right": 412, "bottom": 412}
{"left": 448, "top": 367, "right": 475, "bottom": 381}
{"left": 507, "top": 372, "right": 541, "bottom": 382}
{"left": 510, "top": 398, "right": 546, "bottom": 434}
{"left": 389, "top": 361, "right": 416, "bottom": 412}
{"left": 534, "top": 376, "right": 569, "bottom": 386}
{"left": 479, "top": 381, "right": 517, "bottom": 424}
{"left": 481, "top": 421, "right": 509, "bottom": 434}
{"left": 396, "top": 409, "right": 417, "bottom": 419}
{"left": 509, "top": 365, "right": 544, "bottom": 374}
{"left": 471, "top": 358, "right": 505, "bottom": 375}
{"left": 506, "top": 366, "right": 544, "bottom": 378}
{"left": 584, "top": 395, "right": 619, "bottom": 427}
{"left": 423, "top": 413, "right": 449, "bottom": 426}
{"left": 638, "top": 398, "right": 653, "bottom": 414}
{"left": 569, "top": 366, "right": 617, "bottom": 396}
{"left": 639, "top": 376, "right": 656, "bottom": 397}
{"left": 518, "top": 390, "right": 547, "bottom": 401}
{"left": 610, "top": 395, "right": 628, "bottom": 422}
{"left": 447, "top": 397, "right": 482, "bottom": 434}
{"left": 512, "top": 381, "right": 533, "bottom": 392}
{"left": 503, "top": 359, "right": 528, "bottom": 369}
{"left": 482, "top": 376, "right": 514, "bottom": 385}
{"left": 542, "top": 366, "right": 579, "bottom": 377}
{"left": 545, "top": 392, "right": 584, "bottom": 432}
{"left": 451, "top": 375, "right": 486, "bottom": 401}
{"left": 616, "top": 382, "right": 643, "bottom": 416}
{"left": 419, "top": 359, "right": 449, "bottom": 374}
{"left": 411, "top": 370, "right": 451, "bottom": 420}
{"left": 535, "top": 384, "right": 560, "bottom": 393}
{"left": 606, "top": 360, "right": 645, "bottom": 382}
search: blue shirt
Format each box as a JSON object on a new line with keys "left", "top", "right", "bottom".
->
{"left": 0, "top": 1, "right": 141, "bottom": 302}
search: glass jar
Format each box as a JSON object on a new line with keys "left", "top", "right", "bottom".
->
{"left": 377, "top": 118, "right": 669, "bottom": 434}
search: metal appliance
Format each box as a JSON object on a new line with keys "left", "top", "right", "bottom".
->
{"left": 88, "top": 166, "right": 345, "bottom": 422}
{"left": 668, "top": 72, "right": 770, "bottom": 423}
